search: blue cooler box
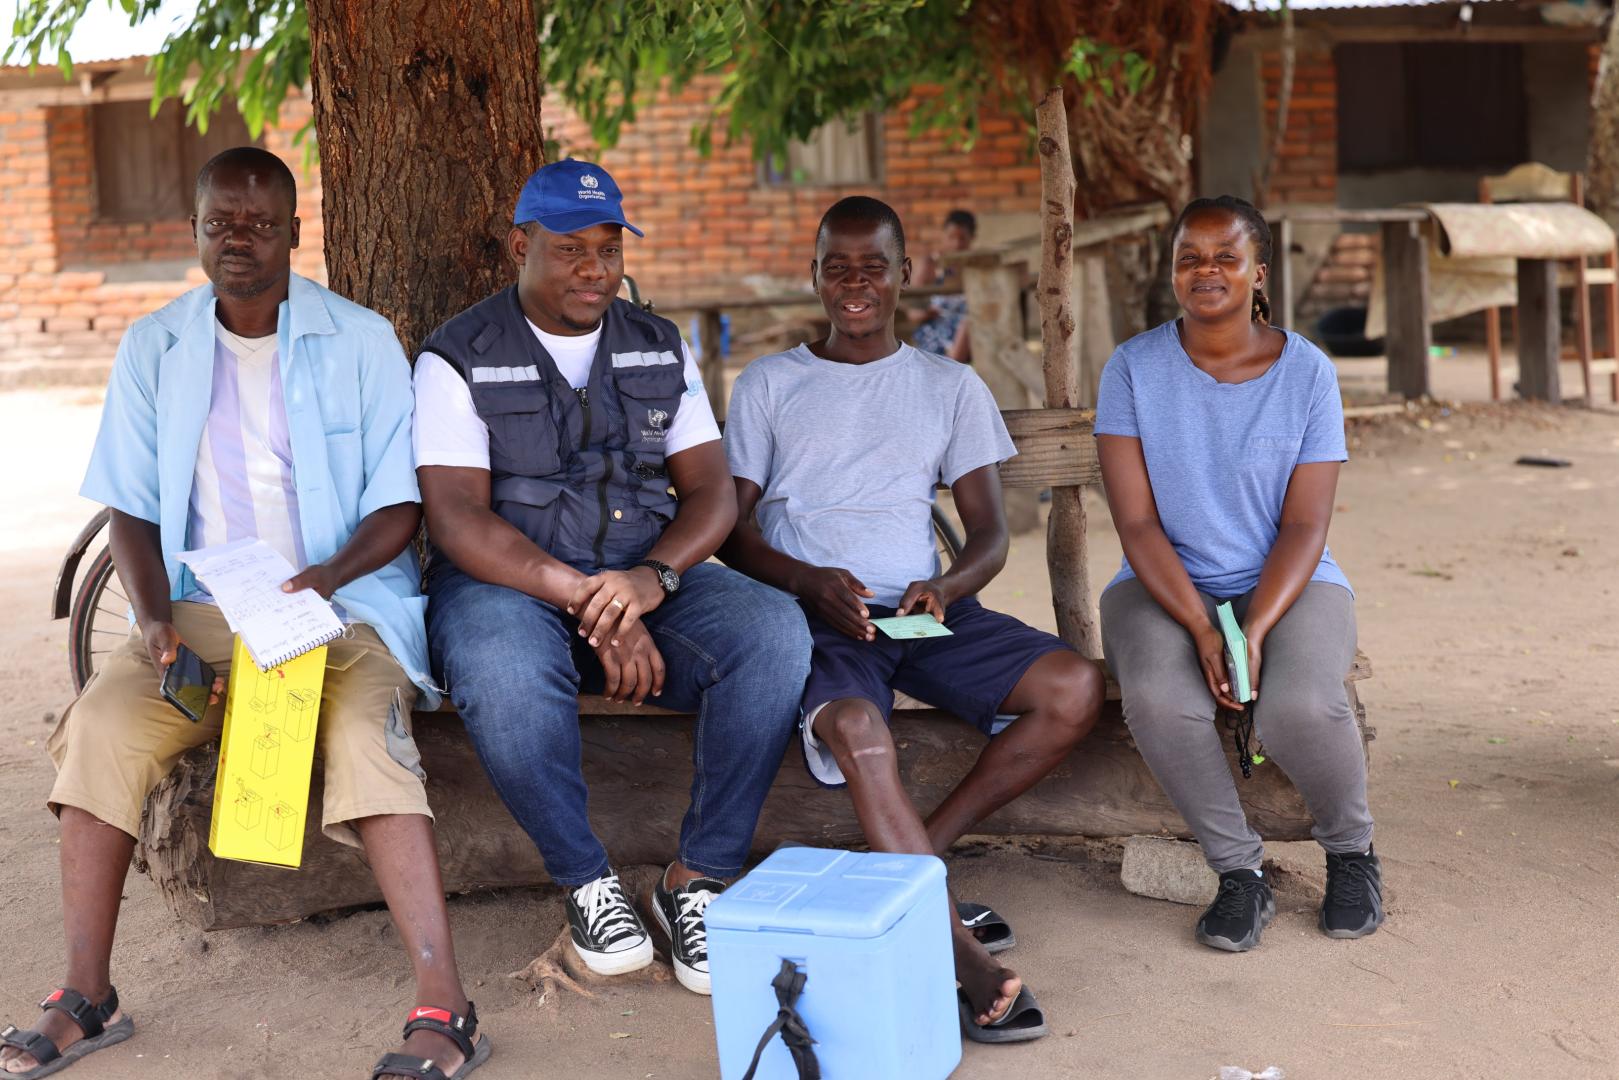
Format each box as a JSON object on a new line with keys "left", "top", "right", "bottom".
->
{"left": 706, "top": 847, "right": 960, "bottom": 1079}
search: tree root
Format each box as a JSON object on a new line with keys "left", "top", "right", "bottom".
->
{"left": 508, "top": 865, "right": 674, "bottom": 1007}
{"left": 509, "top": 924, "right": 601, "bottom": 1002}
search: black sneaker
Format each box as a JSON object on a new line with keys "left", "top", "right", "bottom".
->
{"left": 652, "top": 870, "right": 724, "bottom": 995}
{"left": 1320, "top": 847, "right": 1385, "bottom": 939}
{"left": 1195, "top": 869, "right": 1275, "bottom": 952}
{"left": 565, "top": 871, "right": 654, "bottom": 975}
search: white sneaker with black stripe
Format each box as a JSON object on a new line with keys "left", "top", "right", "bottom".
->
{"left": 566, "top": 871, "right": 654, "bottom": 975}
{"left": 652, "top": 870, "right": 725, "bottom": 995}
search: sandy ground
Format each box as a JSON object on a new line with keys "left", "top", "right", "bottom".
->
{"left": 1, "top": 377, "right": 1617, "bottom": 1080}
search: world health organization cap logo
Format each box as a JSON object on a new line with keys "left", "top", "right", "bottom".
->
{"left": 581, "top": 173, "right": 599, "bottom": 189}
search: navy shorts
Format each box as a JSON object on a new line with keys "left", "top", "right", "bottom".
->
{"left": 799, "top": 597, "right": 1072, "bottom": 786}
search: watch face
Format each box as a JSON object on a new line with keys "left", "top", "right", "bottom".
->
{"left": 658, "top": 567, "right": 680, "bottom": 594}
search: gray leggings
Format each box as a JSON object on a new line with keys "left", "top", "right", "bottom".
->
{"left": 1101, "top": 578, "right": 1372, "bottom": 873}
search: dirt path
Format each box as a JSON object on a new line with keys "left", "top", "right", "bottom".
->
{"left": 1, "top": 390, "right": 1615, "bottom": 1079}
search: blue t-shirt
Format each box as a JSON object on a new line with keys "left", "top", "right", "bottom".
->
{"left": 1094, "top": 320, "right": 1352, "bottom": 598}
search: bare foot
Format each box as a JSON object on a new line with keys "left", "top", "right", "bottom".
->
{"left": 952, "top": 923, "right": 1021, "bottom": 1027}
{"left": 0, "top": 997, "right": 124, "bottom": 1075}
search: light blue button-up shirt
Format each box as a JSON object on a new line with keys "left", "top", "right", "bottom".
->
{"left": 80, "top": 273, "right": 438, "bottom": 706}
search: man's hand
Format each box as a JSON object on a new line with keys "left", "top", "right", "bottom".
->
{"left": 795, "top": 566, "right": 875, "bottom": 641}
{"left": 594, "top": 622, "right": 666, "bottom": 705}
{"left": 144, "top": 620, "right": 183, "bottom": 674}
{"left": 282, "top": 562, "right": 339, "bottom": 600}
{"left": 1195, "top": 623, "right": 1247, "bottom": 712}
{"left": 568, "top": 567, "right": 666, "bottom": 648}
{"left": 144, "top": 623, "right": 225, "bottom": 705}
{"left": 895, "top": 579, "right": 951, "bottom": 623}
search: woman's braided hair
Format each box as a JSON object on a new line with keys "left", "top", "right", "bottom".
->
{"left": 1170, "top": 195, "right": 1273, "bottom": 324}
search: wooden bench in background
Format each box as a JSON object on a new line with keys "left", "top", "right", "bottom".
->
{"left": 134, "top": 408, "right": 1375, "bottom": 931}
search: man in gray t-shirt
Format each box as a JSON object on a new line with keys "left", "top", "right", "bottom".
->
{"left": 720, "top": 196, "right": 1105, "bottom": 1045}
{"left": 724, "top": 337, "right": 1012, "bottom": 607}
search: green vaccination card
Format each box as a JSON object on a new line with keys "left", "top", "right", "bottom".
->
{"left": 870, "top": 615, "right": 953, "bottom": 640}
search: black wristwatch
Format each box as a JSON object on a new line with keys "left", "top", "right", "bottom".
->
{"left": 635, "top": 559, "right": 680, "bottom": 597}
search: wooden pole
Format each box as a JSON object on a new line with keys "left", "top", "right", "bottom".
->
{"left": 1516, "top": 258, "right": 1561, "bottom": 402}
{"left": 1271, "top": 215, "right": 1295, "bottom": 331}
{"left": 1035, "top": 87, "right": 1101, "bottom": 659}
{"left": 697, "top": 306, "right": 728, "bottom": 418}
{"left": 1381, "top": 220, "right": 1432, "bottom": 399}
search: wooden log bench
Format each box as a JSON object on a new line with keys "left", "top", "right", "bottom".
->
{"left": 134, "top": 408, "right": 1376, "bottom": 930}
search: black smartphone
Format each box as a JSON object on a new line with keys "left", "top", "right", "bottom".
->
{"left": 160, "top": 643, "right": 217, "bottom": 723}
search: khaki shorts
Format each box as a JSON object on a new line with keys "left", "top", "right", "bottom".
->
{"left": 48, "top": 601, "right": 431, "bottom": 848}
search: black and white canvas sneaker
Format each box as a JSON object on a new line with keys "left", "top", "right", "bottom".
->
{"left": 566, "top": 871, "right": 654, "bottom": 975}
{"left": 652, "top": 872, "right": 725, "bottom": 995}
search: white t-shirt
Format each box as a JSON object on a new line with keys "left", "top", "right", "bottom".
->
{"left": 413, "top": 318, "right": 720, "bottom": 469}
{"left": 185, "top": 320, "right": 307, "bottom": 575}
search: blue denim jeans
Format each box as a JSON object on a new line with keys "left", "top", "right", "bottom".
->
{"left": 427, "top": 561, "right": 811, "bottom": 886}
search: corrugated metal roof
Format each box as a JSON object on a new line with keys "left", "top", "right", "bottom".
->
{"left": 2, "top": 0, "right": 194, "bottom": 67}
{"left": 1233, "top": 0, "right": 1512, "bottom": 9}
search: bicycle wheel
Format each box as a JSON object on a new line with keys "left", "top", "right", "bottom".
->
{"left": 68, "top": 544, "right": 129, "bottom": 693}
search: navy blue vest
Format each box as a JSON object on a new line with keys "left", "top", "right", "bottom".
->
{"left": 420, "top": 288, "right": 687, "bottom": 573}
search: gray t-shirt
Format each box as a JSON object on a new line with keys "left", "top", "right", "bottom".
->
{"left": 725, "top": 343, "right": 1016, "bottom": 606}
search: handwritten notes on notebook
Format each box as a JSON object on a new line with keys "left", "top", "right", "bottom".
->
{"left": 178, "top": 539, "right": 344, "bottom": 670}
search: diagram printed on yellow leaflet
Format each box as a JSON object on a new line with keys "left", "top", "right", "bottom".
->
{"left": 233, "top": 779, "right": 264, "bottom": 830}
{"left": 236, "top": 665, "right": 303, "bottom": 848}
{"left": 212, "top": 646, "right": 325, "bottom": 865}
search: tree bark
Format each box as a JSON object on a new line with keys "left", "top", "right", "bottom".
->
{"left": 136, "top": 676, "right": 1373, "bottom": 929}
{"left": 1034, "top": 87, "right": 1100, "bottom": 659}
{"left": 1589, "top": 10, "right": 1619, "bottom": 227}
{"left": 304, "top": 0, "right": 547, "bottom": 355}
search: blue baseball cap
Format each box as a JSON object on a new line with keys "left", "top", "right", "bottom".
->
{"left": 512, "top": 158, "right": 644, "bottom": 237}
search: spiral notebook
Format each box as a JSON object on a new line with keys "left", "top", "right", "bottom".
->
{"left": 177, "top": 539, "right": 345, "bottom": 670}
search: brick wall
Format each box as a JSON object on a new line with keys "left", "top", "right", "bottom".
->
{"left": 7, "top": 71, "right": 1031, "bottom": 383}
{"left": 542, "top": 78, "right": 1042, "bottom": 305}
{"left": 1260, "top": 47, "right": 1337, "bottom": 207}
{"left": 0, "top": 87, "right": 322, "bottom": 385}
{"left": 265, "top": 95, "right": 327, "bottom": 283}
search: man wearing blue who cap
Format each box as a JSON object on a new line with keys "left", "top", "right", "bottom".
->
{"left": 412, "top": 159, "right": 810, "bottom": 997}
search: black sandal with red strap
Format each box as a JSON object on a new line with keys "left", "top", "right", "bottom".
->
{"left": 0, "top": 986, "right": 134, "bottom": 1079}
{"left": 368, "top": 1002, "right": 491, "bottom": 1080}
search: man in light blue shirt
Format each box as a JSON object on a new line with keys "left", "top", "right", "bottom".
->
{"left": 2, "top": 149, "right": 490, "bottom": 1080}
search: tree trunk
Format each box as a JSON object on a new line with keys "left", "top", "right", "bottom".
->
{"left": 136, "top": 680, "right": 1372, "bottom": 929}
{"left": 1589, "top": 9, "right": 1619, "bottom": 227}
{"left": 304, "top": 0, "right": 547, "bottom": 355}
{"left": 1252, "top": 3, "right": 1294, "bottom": 208}
{"left": 1034, "top": 87, "right": 1101, "bottom": 659}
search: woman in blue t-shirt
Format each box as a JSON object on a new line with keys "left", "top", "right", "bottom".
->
{"left": 1094, "top": 195, "right": 1382, "bottom": 953}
